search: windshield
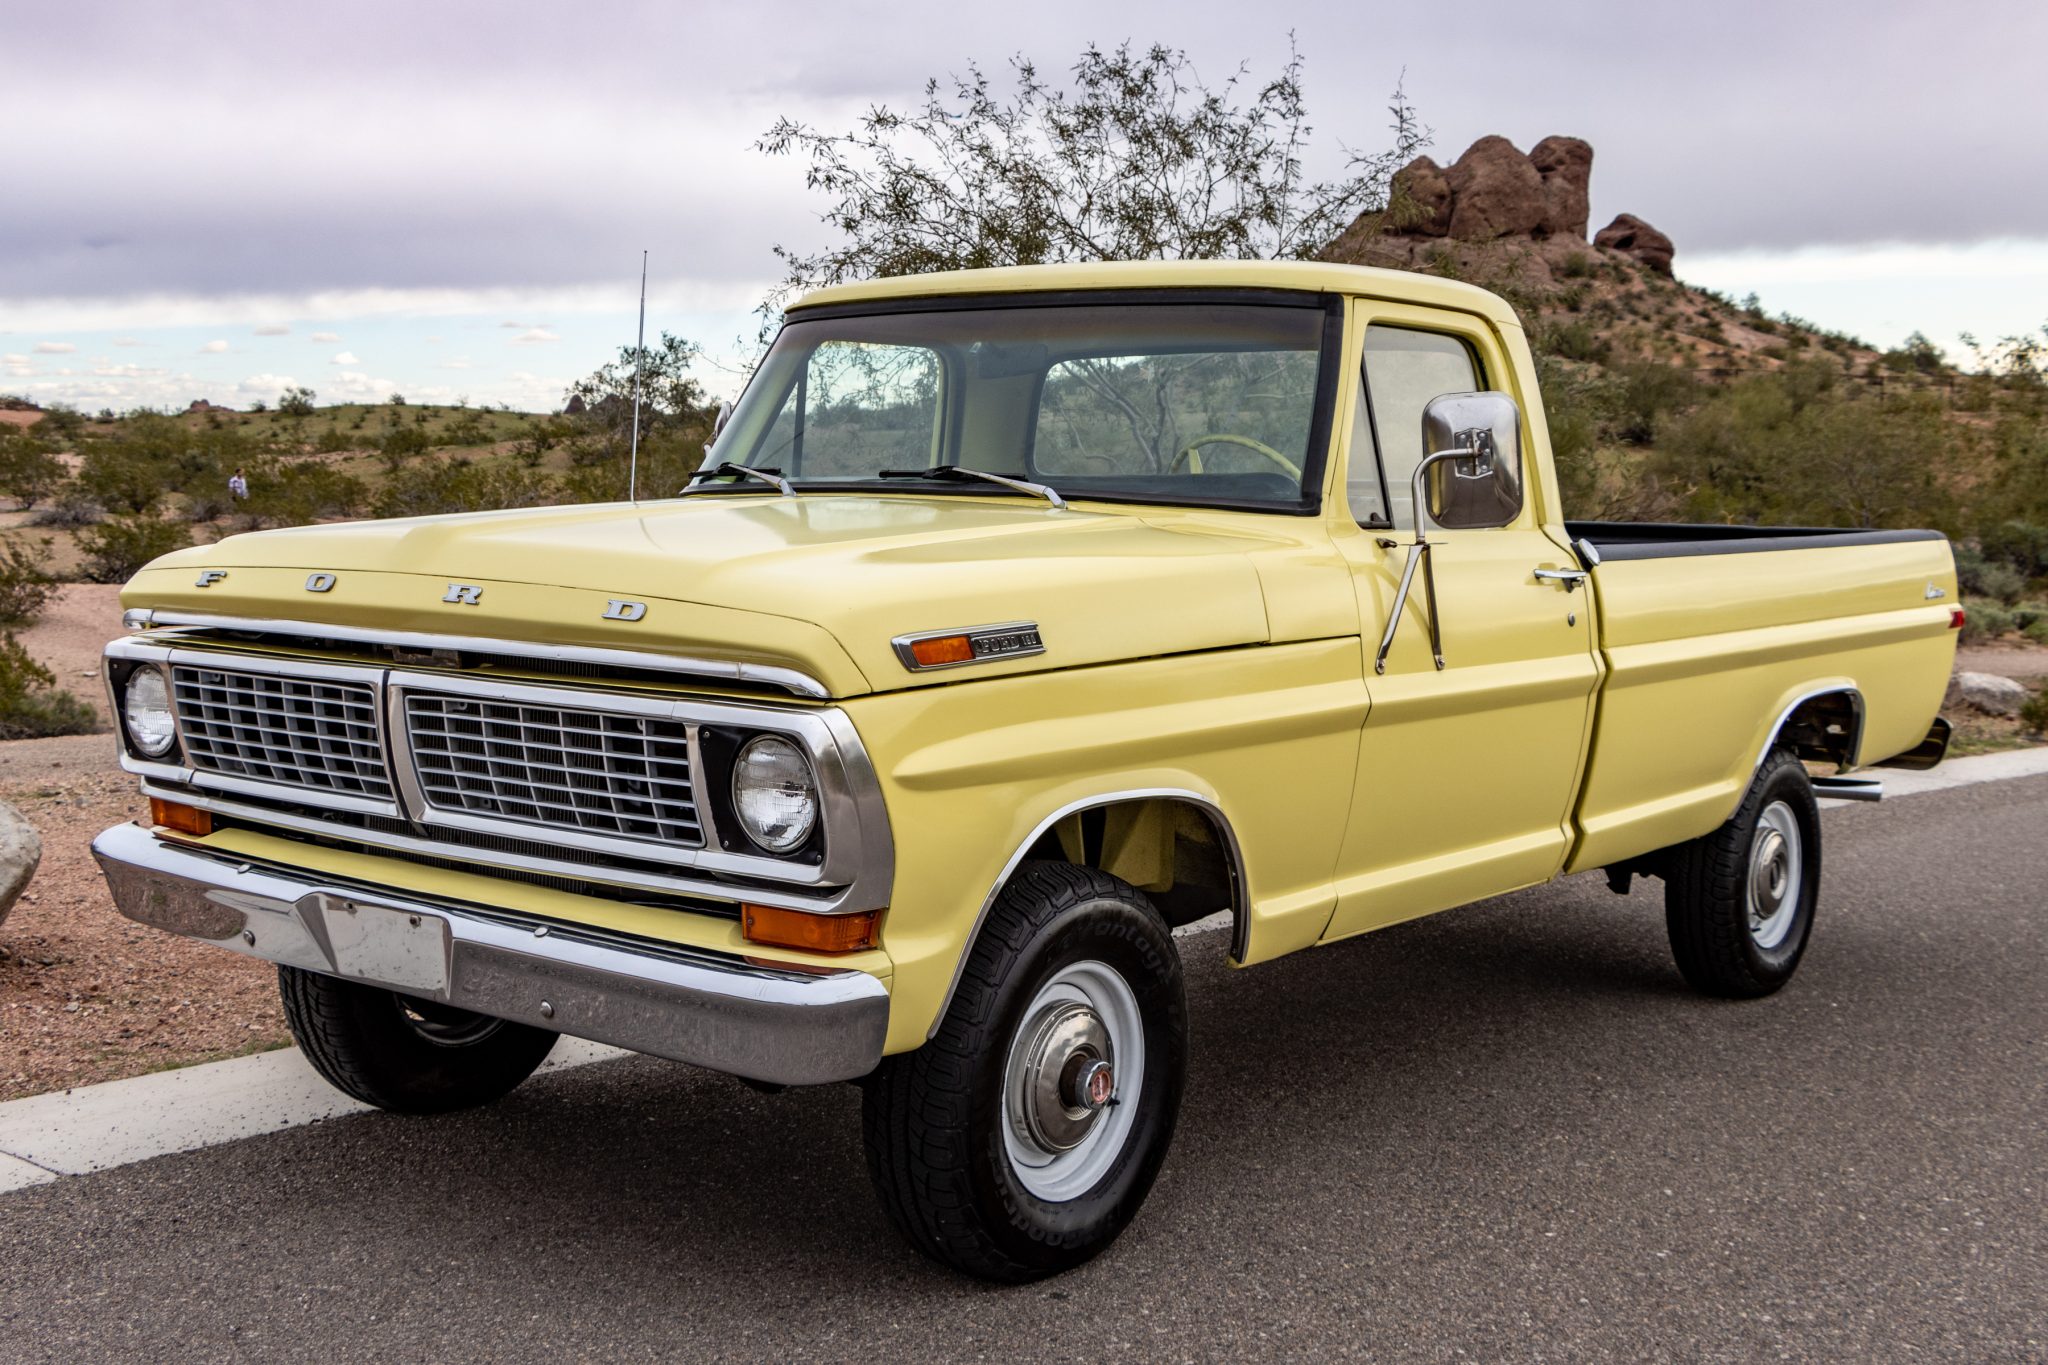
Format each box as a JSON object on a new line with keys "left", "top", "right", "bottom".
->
{"left": 709, "top": 294, "right": 1337, "bottom": 512}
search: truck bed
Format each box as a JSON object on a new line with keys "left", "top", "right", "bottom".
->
{"left": 1564, "top": 521, "right": 1956, "bottom": 876}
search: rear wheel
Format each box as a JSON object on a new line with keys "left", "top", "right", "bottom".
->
{"left": 861, "top": 863, "right": 1187, "bottom": 1282}
{"left": 1664, "top": 748, "right": 1822, "bottom": 997}
{"left": 278, "top": 966, "right": 558, "bottom": 1114}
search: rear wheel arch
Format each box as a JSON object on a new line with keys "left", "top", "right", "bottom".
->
{"left": 1753, "top": 684, "right": 1865, "bottom": 776}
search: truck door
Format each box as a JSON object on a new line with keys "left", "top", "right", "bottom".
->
{"left": 1323, "top": 314, "right": 1600, "bottom": 942}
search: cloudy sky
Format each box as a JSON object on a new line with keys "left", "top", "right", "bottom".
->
{"left": 4, "top": 0, "right": 2043, "bottom": 412}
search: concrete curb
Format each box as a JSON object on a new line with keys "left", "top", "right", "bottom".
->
{"left": 4, "top": 746, "right": 2043, "bottom": 1194}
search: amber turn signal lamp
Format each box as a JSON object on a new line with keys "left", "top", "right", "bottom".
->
{"left": 150, "top": 797, "right": 212, "bottom": 837}
{"left": 1950, "top": 607, "right": 1967, "bottom": 630}
{"left": 741, "top": 904, "right": 880, "bottom": 954}
{"left": 907, "top": 634, "right": 975, "bottom": 668}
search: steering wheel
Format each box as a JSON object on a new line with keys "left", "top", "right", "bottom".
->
{"left": 1168, "top": 434, "right": 1302, "bottom": 480}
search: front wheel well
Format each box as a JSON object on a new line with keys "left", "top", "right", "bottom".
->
{"left": 1014, "top": 795, "right": 1245, "bottom": 938}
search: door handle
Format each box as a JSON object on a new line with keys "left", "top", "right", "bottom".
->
{"left": 1533, "top": 568, "right": 1589, "bottom": 592}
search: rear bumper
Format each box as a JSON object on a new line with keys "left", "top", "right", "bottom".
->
{"left": 91, "top": 823, "right": 890, "bottom": 1086}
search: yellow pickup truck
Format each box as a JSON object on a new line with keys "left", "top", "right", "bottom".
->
{"left": 94, "top": 260, "right": 1958, "bottom": 1281}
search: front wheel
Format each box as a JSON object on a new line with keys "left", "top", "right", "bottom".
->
{"left": 1664, "top": 747, "right": 1823, "bottom": 997}
{"left": 861, "top": 863, "right": 1187, "bottom": 1282}
{"left": 278, "top": 966, "right": 559, "bottom": 1114}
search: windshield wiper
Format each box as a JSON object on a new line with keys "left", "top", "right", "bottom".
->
{"left": 685, "top": 462, "right": 795, "bottom": 497}
{"left": 876, "top": 465, "right": 1067, "bottom": 510}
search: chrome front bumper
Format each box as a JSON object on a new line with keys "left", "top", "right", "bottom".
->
{"left": 91, "top": 823, "right": 890, "bottom": 1086}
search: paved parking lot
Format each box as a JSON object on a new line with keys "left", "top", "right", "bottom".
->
{"left": 2, "top": 777, "right": 2043, "bottom": 1362}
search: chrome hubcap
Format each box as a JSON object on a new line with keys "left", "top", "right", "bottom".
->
{"left": 1746, "top": 801, "right": 1803, "bottom": 950}
{"left": 1001, "top": 960, "right": 1145, "bottom": 1202}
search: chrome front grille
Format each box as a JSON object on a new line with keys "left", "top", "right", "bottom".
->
{"left": 172, "top": 665, "right": 393, "bottom": 800}
{"left": 403, "top": 693, "right": 705, "bottom": 849}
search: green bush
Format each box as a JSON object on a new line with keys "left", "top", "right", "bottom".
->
{"left": 1542, "top": 320, "right": 1610, "bottom": 364}
{"left": 2021, "top": 686, "right": 2048, "bottom": 735}
{"left": 0, "top": 634, "right": 99, "bottom": 738}
{"left": 1558, "top": 251, "right": 1593, "bottom": 280}
{"left": 240, "top": 460, "right": 367, "bottom": 527}
{"left": 0, "top": 538, "right": 58, "bottom": 627}
{"left": 1979, "top": 521, "right": 2048, "bottom": 580}
{"left": 1967, "top": 558, "right": 2028, "bottom": 605}
{"left": 28, "top": 482, "right": 101, "bottom": 528}
{"left": 371, "top": 457, "right": 557, "bottom": 519}
{"left": 77, "top": 513, "right": 192, "bottom": 583}
{"left": 0, "top": 431, "right": 67, "bottom": 509}
{"left": 2024, "top": 615, "right": 2048, "bottom": 646}
{"left": 380, "top": 424, "right": 433, "bottom": 468}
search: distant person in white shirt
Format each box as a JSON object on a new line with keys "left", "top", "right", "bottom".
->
{"left": 228, "top": 468, "right": 249, "bottom": 500}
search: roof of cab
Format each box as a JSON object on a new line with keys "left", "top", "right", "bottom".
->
{"left": 790, "top": 259, "right": 1523, "bottom": 327}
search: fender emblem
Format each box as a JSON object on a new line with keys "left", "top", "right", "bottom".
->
{"left": 1923, "top": 582, "right": 1946, "bottom": 600}
{"left": 443, "top": 584, "right": 484, "bottom": 605}
{"left": 305, "top": 573, "right": 337, "bottom": 593}
{"left": 602, "top": 599, "right": 648, "bottom": 622}
{"left": 195, "top": 570, "right": 228, "bottom": 587}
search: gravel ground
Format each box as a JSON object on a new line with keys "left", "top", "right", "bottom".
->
{"left": 0, "top": 584, "right": 287, "bottom": 1101}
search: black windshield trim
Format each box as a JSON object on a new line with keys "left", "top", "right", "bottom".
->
{"left": 785, "top": 286, "right": 1336, "bottom": 322}
{"left": 744, "top": 289, "right": 1345, "bottom": 516}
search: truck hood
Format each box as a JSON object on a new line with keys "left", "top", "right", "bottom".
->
{"left": 125, "top": 496, "right": 1284, "bottom": 697}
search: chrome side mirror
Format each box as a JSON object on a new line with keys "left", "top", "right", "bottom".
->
{"left": 1419, "top": 391, "right": 1523, "bottom": 530}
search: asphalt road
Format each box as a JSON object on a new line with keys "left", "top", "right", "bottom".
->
{"left": 3, "top": 778, "right": 2044, "bottom": 1363}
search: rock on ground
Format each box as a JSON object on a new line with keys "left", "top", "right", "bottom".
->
{"left": 0, "top": 798, "right": 42, "bottom": 928}
{"left": 1945, "top": 670, "right": 2031, "bottom": 717}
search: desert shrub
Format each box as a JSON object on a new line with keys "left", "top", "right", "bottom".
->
{"left": 371, "top": 458, "right": 557, "bottom": 519}
{"left": 1542, "top": 320, "right": 1609, "bottom": 364}
{"left": 76, "top": 444, "right": 167, "bottom": 514}
{"left": 0, "top": 431, "right": 67, "bottom": 509}
{"left": 1558, "top": 251, "right": 1593, "bottom": 280}
{"left": 379, "top": 424, "right": 433, "bottom": 469}
{"left": 2025, "top": 616, "right": 2048, "bottom": 646}
{"left": 2021, "top": 685, "right": 2048, "bottom": 734}
{"left": 277, "top": 386, "right": 317, "bottom": 418}
{"left": 1964, "top": 557, "right": 2027, "bottom": 605}
{"left": 0, "top": 539, "right": 58, "bottom": 627}
{"left": 1958, "top": 602, "right": 2015, "bottom": 644}
{"left": 77, "top": 513, "right": 191, "bottom": 583}
{"left": 0, "top": 634, "right": 99, "bottom": 738}
{"left": 240, "top": 460, "right": 367, "bottom": 527}
{"left": 311, "top": 424, "right": 353, "bottom": 453}
{"left": 28, "top": 482, "right": 101, "bottom": 528}
{"left": 444, "top": 410, "right": 491, "bottom": 446}
{"left": 1979, "top": 521, "right": 2048, "bottom": 580}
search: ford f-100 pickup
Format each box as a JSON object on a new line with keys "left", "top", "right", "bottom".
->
{"left": 93, "top": 260, "right": 1958, "bottom": 1281}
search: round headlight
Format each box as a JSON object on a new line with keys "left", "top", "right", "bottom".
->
{"left": 122, "top": 665, "right": 177, "bottom": 758}
{"left": 731, "top": 734, "right": 818, "bottom": 854}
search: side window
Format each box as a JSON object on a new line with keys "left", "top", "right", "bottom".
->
{"left": 1344, "top": 375, "right": 1391, "bottom": 527}
{"left": 1360, "top": 326, "right": 1483, "bottom": 530}
{"left": 750, "top": 341, "right": 942, "bottom": 477}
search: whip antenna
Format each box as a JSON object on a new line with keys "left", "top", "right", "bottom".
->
{"left": 627, "top": 250, "right": 648, "bottom": 502}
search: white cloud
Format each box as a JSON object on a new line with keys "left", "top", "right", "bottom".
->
{"left": 112, "top": 336, "right": 144, "bottom": 347}
{"left": 310, "top": 330, "right": 341, "bottom": 342}
{"left": 2, "top": 354, "right": 28, "bottom": 366}
{"left": 331, "top": 351, "right": 361, "bottom": 365}
{"left": 439, "top": 357, "right": 474, "bottom": 369}
{"left": 252, "top": 324, "right": 291, "bottom": 336}
{"left": 510, "top": 327, "right": 559, "bottom": 344}
{"left": 200, "top": 339, "right": 229, "bottom": 353}
{"left": 33, "top": 341, "right": 76, "bottom": 354}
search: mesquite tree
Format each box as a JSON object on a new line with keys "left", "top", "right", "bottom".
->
{"left": 758, "top": 40, "right": 1426, "bottom": 314}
